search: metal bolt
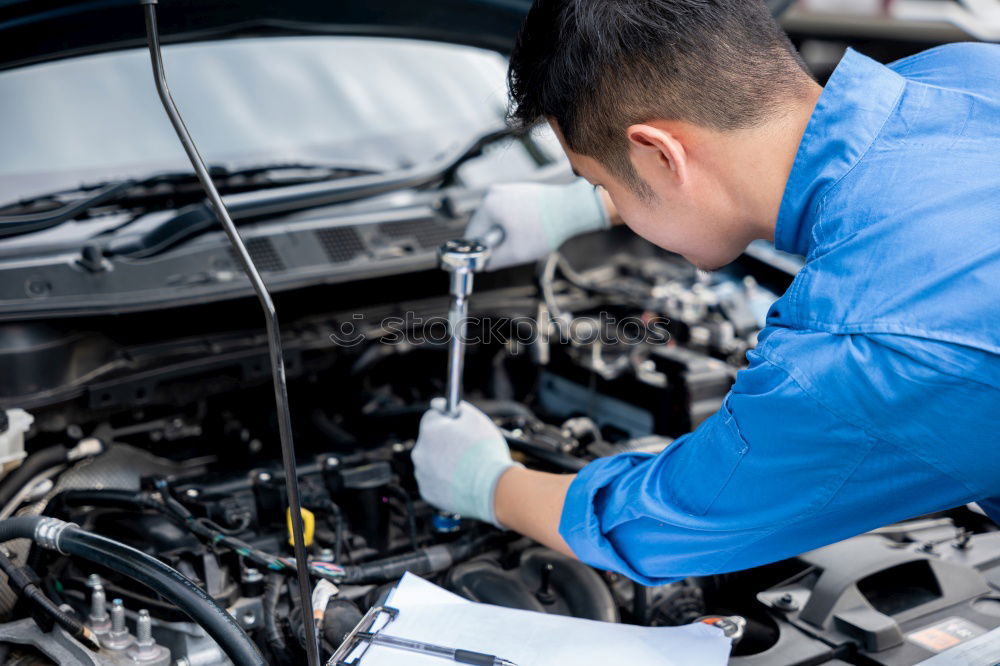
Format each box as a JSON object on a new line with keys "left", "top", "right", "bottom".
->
{"left": 128, "top": 608, "right": 170, "bottom": 664}
{"left": 535, "top": 563, "right": 556, "bottom": 605}
{"left": 244, "top": 568, "right": 263, "bottom": 584}
{"left": 89, "top": 583, "right": 108, "bottom": 621}
{"left": 774, "top": 593, "right": 798, "bottom": 612}
{"left": 111, "top": 599, "right": 125, "bottom": 634}
{"left": 316, "top": 548, "right": 336, "bottom": 563}
{"left": 325, "top": 456, "right": 340, "bottom": 469}
{"left": 136, "top": 610, "right": 153, "bottom": 646}
{"left": 184, "top": 488, "right": 199, "bottom": 499}
{"left": 257, "top": 471, "right": 272, "bottom": 483}
{"left": 102, "top": 598, "right": 134, "bottom": 651}
{"left": 90, "top": 586, "right": 106, "bottom": 618}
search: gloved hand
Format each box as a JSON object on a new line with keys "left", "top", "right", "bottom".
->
{"left": 466, "top": 179, "right": 611, "bottom": 271}
{"left": 412, "top": 399, "right": 522, "bottom": 526}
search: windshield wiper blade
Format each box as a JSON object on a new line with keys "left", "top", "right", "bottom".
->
{"left": 217, "top": 161, "right": 380, "bottom": 182}
{"left": 0, "top": 162, "right": 385, "bottom": 242}
{"left": 0, "top": 180, "right": 137, "bottom": 239}
{"left": 105, "top": 125, "right": 523, "bottom": 258}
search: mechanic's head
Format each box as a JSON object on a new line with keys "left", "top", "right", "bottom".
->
{"left": 508, "top": 0, "right": 817, "bottom": 269}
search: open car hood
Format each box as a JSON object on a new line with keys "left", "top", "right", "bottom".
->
{"left": 0, "top": 0, "right": 532, "bottom": 72}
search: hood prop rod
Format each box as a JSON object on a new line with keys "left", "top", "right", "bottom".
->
{"left": 138, "top": 2, "right": 319, "bottom": 664}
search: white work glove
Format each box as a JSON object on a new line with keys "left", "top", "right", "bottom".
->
{"left": 466, "top": 180, "right": 610, "bottom": 271}
{"left": 412, "top": 399, "right": 522, "bottom": 526}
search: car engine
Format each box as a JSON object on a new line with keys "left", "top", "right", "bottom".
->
{"left": 0, "top": 225, "right": 998, "bottom": 666}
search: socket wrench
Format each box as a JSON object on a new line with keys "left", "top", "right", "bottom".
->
{"left": 437, "top": 239, "right": 491, "bottom": 417}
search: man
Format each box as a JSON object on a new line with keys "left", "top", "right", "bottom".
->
{"left": 412, "top": 0, "right": 1000, "bottom": 584}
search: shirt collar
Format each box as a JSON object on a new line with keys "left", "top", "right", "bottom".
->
{"left": 774, "top": 48, "right": 906, "bottom": 257}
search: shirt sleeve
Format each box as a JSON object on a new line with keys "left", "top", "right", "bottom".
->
{"left": 558, "top": 335, "right": 974, "bottom": 586}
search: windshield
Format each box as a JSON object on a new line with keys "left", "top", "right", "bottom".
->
{"left": 0, "top": 36, "right": 545, "bottom": 204}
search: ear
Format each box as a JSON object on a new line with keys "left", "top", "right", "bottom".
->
{"left": 626, "top": 124, "right": 688, "bottom": 186}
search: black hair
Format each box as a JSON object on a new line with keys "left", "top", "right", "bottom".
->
{"left": 508, "top": 0, "right": 812, "bottom": 192}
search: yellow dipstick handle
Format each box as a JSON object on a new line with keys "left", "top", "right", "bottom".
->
{"left": 286, "top": 507, "right": 315, "bottom": 547}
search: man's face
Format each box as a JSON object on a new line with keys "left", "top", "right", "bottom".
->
{"left": 550, "top": 120, "right": 755, "bottom": 271}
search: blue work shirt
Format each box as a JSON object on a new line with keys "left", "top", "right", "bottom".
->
{"left": 559, "top": 44, "right": 1000, "bottom": 585}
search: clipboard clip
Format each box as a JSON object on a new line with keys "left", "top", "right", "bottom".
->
{"left": 328, "top": 604, "right": 518, "bottom": 666}
{"left": 329, "top": 605, "right": 400, "bottom": 666}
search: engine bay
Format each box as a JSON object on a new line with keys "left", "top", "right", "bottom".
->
{"left": 1, "top": 227, "right": 999, "bottom": 665}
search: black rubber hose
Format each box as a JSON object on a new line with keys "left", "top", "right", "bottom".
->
{"left": 339, "top": 533, "right": 496, "bottom": 584}
{"left": 0, "top": 516, "right": 47, "bottom": 543}
{"left": 263, "top": 573, "right": 293, "bottom": 666}
{"left": 51, "top": 489, "right": 158, "bottom": 515}
{"left": 0, "top": 517, "right": 264, "bottom": 665}
{"left": 0, "top": 445, "right": 68, "bottom": 509}
{"left": 323, "top": 599, "right": 363, "bottom": 649}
